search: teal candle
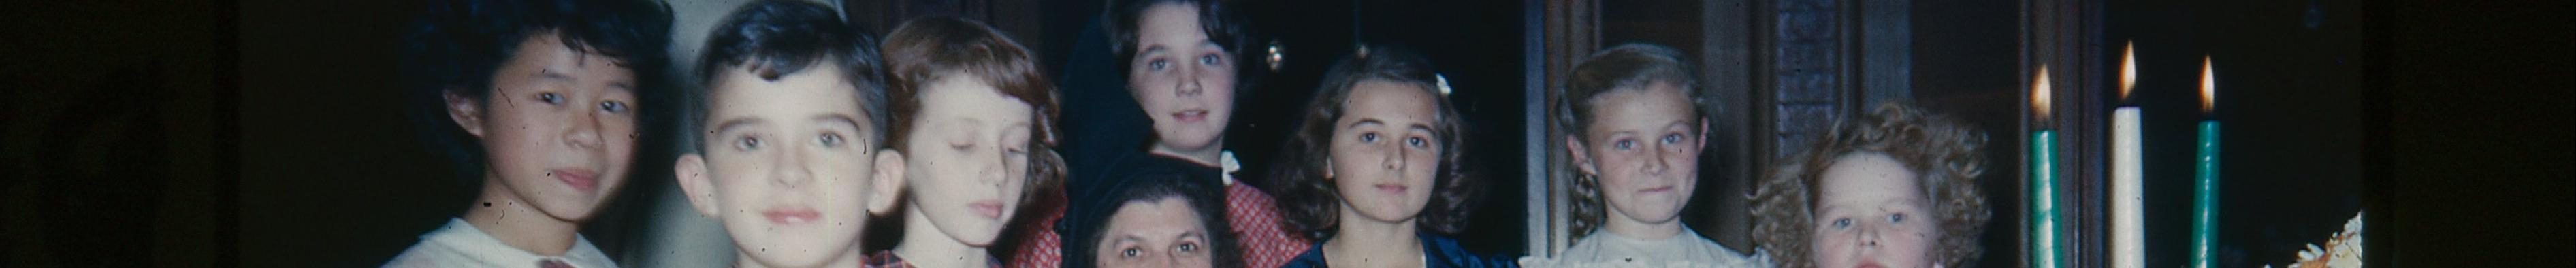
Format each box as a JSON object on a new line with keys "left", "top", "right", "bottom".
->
{"left": 2031, "top": 130, "right": 2061, "bottom": 268}
{"left": 2191, "top": 120, "right": 2220, "bottom": 268}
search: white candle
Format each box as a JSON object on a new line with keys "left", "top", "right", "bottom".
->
{"left": 2112, "top": 43, "right": 2145, "bottom": 268}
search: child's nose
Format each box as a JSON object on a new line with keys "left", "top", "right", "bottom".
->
{"left": 773, "top": 148, "right": 812, "bottom": 186}
{"left": 562, "top": 113, "right": 603, "bottom": 150}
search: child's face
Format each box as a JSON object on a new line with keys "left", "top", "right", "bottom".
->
{"left": 1567, "top": 82, "right": 1707, "bottom": 227}
{"left": 680, "top": 65, "right": 897, "bottom": 267}
{"left": 453, "top": 33, "right": 638, "bottom": 222}
{"left": 1127, "top": 3, "right": 1236, "bottom": 154}
{"left": 1094, "top": 196, "right": 1214, "bottom": 268}
{"left": 1811, "top": 152, "right": 1939, "bottom": 268}
{"left": 902, "top": 75, "right": 1035, "bottom": 246}
{"left": 1327, "top": 80, "right": 1442, "bottom": 224}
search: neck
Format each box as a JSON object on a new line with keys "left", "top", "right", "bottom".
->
{"left": 895, "top": 205, "right": 987, "bottom": 268}
{"left": 1323, "top": 206, "right": 1423, "bottom": 268}
{"left": 1600, "top": 212, "right": 1688, "bottom": 240}
{"left": 462, "top": 175, "right": 581, "bottom": 256}
{"left": 1147, "top": 140, "right": 1223, "bottom": 167}
{"left": 736, "top": 247, "right": 867, "bottom": 268}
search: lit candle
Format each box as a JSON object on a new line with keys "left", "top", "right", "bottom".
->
{"left": 2029, "top": 66, "right": 2063, "bottom": 268}
{"left": 2112, "top": 43, "right": 2145, "bottom": 268}
{"left": 2191, "top": 56, "right": 2221, "bottom": 268}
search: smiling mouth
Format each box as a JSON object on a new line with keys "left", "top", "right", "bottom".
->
{"left": 1639, "top": 186, "right": 1676, "bottom": 194}
{"left": 1171, "top": 109, "right": 1208, "bottom": 123}
{"left": 553, "top": 169, "right": 598, "bottom": 191}
{"left": 763, "top": 206, "right": 821, "bottom": 224}
{"left": 1854, "top": 261, "right": 1886, "bottom": 268}
{"left": 969, "top": 200, "right": 1005, "bottom": 219}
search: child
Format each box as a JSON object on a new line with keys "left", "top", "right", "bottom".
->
{"left": 1530, "top": 44, "right": 1769, "bottom": 267}
{"left": 388, "top": 0, "right": 669, "bottom": 267}
{"left": 873, "top": 16, "right": 1067, "bottom": 268}
{"left": 669, "top": 1, "right": 899, "bottom": 267}
{"left": 1069, "top": 166, "right": 1240, "bottom": 268}
{"left": 1018, "top": 0, "right": 1306, "bottom": 267}
{"left": 1750, "top": 103, "right": 1993, "bottom": 268}
{"left": 1268, "top": 45, "right": 1510, "bottom": 268}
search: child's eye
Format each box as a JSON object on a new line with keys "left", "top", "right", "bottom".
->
{"left": 1200, "top": 54, "right": 1222, "bottom": 65}
{"left": 1121, "top": 247, "right": 1142, "bottom": 258}
{"left": 1662, "top": 133, "right": 1684, "bottom": 144}
{"left": 1831, "top": 218, "right": 1853, "bottom": 229}
{"left": 1614, "top": 139, "right": 1635, "bottom": 150}
{"left": 1889, "top": 213, "right": 1907, "bottom": 223}
{"left": 819, "top": 133, "right": 844, "bottom": 147}
{"left": 1406, "top": 137, "right": 1429, "bottom": 148}
{"left": 1176, "top": 241, "right": 1199, "bottom": 253}
{"left": 734, "top": 136, "right": 762, "bottom": 151}
{"left": 599, "top": 101, "right": 628, "bottom": 113}
{"left": 1359, "top": 133, "right": 1379, "bottom": 143}
{"left": 1148, "top": 58, "right": 1170, "bottom": 71}
{"left": 537, "top": 93, "right": 563, "bottom": 104}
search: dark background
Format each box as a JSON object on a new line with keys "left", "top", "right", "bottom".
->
{"left": 0, "top": 0, "right": 2566, "bottom": 267}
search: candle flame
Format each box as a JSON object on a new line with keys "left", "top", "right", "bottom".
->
{"left": 2034, "top": 65, "right": 2054, "bottom": 120}
{"left": 2121, "top": 42, "right": 2138, "bottom": 101}
{"left": 2200, "top": 56, "right": 2215, "bottom": 113}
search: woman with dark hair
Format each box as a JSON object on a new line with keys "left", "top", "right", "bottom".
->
{"left": 1268, "top": 45, "right": 1509, "bottom": 268}
{"left": 1067, "top": 166, "right": 1242, "bottom": 268}
{"left": 1749, "top": 103, "right": 1993, "bottom": 268}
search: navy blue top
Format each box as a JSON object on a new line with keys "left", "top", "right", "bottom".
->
{"left": 1279, "top": 233, "right": 1517, "bottom": 268}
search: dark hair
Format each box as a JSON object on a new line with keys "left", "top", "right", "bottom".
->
{"left": 1067, "top": 167, "right": 1241, "bottom": 268}
{"left": 1750, "top": 103, "right": 1992, "bottom": 268}
{"left": 400, "top": 0, "right": 672, "bottom": 182}
{"left": 1553, "top": 43, "right": 1708, "bottom": 241}
{"left": 1266, "top": 45, "right": 1481, "bottom": 241}
{"left": 880, "top": 16, "right": 1066, "bottom": 205}
{"left": 690, "top": 0, "right": 889, "bottom": 150}
{"left": 1104, "top": 0, "right": 1249, "bottom": 76}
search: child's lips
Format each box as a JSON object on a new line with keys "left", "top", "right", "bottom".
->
{"left": 1171, "top": 109, "right": 1208, "bottom": 123}
{"left": 763, "top": 206, "right": 821, "bottom": 224}
{"left": 552, "top": 169, "right": 598, "bottom": 191}
{"left": 1374, "top": 184, "right": 1408, "bottom": 194}
{"left": 1853, "top": 261, "right": 1886, "bottom": 268}
{"left": 1639, "top": 186, "right": 1676, "bottom": 195}
{"left": 969, "top": 200, "right": 1004, "bottom": 219}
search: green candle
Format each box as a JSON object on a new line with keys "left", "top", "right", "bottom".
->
{"left": 2191, "top": 57, "right": 2220, "bottom": 268}
{"left": 2028, "top": 67, "right": 2063, "bottom": 268}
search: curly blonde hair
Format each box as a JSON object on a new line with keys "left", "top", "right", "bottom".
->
{"left": 1749, "top": 103, "right": 1991, "bottom": 268}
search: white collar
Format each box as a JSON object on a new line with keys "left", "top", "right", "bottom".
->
{"left": 1220, "top": 150, "right": 1241, "bottom": 186}
{"left": 416, "top": 218, "right": 619, "bottom": 268}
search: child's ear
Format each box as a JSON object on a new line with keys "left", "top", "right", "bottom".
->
{"left": 675, "top": 154, "right": 721, "bottom": 217}
{"left": 442, "top": 88, "right": 487, "bottom": 137}
{"left": 1565, "top": 135, "right": 1600, "bottom": 176}
{"left": 867, "top": 148, "right": 907, "bottom": 215}
{"left": 1696, "top": 120, "right": 1713, "bottom": 150}
{"left": 1321, "top": 157, "right": 1334, "bottom": 180}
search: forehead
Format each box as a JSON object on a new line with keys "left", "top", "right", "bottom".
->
{"left": 1341, "top": 80, "right": 1438, "bottom": 124}
{"left": 709, "top": 65, "right": 863, "bottom": 113}
{"left": 507, "top": 34, "right": 635, "bottom": 83}
{"left": 1106, "top": 197, "right": 1206, "bottom": 233}
{"left": 1817, "top": 152, "right": 1922, "bottom": 201}
{"left": 1583, "top": 83, "right": 1696, "bottom": 127}
{"left": 918, "top": 76, "right": 1034, "bottom": 118}
{"left": 1136, "top": 4, "right": 1206, "bottom": 41}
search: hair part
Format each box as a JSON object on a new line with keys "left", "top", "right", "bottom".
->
{"left": 1266, "top": 45, "right": 1481, "bottom": 241}
{"left": 401, "top": 0, "right": 673, "bottom": 182}
{"left": 1553, "top": 43, "right": 1708, "bottom": 241}
{"left": 689, "top": 0, "right": 889, "bottom": 151}
{"left": 1748, "top": 103, "right": 1992, "bottom": 268}
{"left": 879, "top": 16, "right": 1065, "bottom": 206}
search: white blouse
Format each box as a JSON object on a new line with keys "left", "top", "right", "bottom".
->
{"left": 383, "top": 218, "right": 619, "bottom": 268}
{"left": 1521, "top": 227, "right": 1773, "bottom": 268}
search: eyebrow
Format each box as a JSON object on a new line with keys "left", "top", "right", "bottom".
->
{"left": 814, "top": 114, "right": 861, "bottom": 129}
{"left": 1138, "top": 44, "right": 1168, "bottom": 56}
{"left": 1345, "top": 118, "right": 1383, "bottom": 129}
{"left": 711, "top": 117, "right": 768, "bottom": 136}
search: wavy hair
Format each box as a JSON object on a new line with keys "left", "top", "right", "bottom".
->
{"left": 880, "top": 17, "right": 1065, "bottom": 205}
{"left": 1749, "top": 103, "right": 1991, "bottom": 268}
{"left": 1553, "top": 43, "right": 1707, "bottom": 241}
{"left": 1265, "top": 45, "right": 1481, "bottom": 241}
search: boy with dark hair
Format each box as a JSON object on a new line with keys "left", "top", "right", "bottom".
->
{"left": 669, "top": 1, "right": 903, "bottom": 267}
